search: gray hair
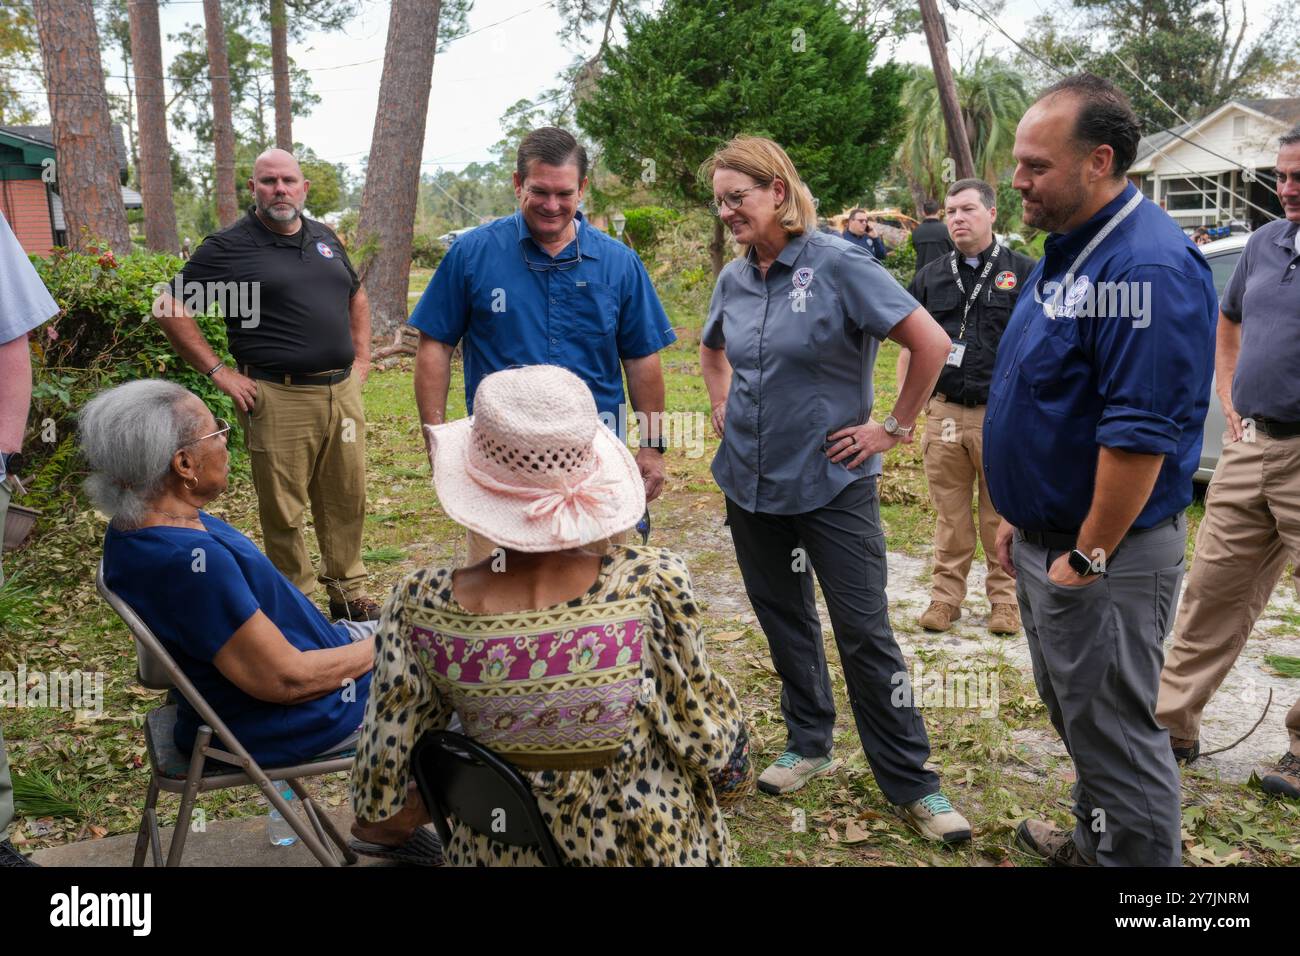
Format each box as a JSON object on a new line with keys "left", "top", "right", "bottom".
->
{"left": 79, "top": 380, "right": 205, "bottom": 529}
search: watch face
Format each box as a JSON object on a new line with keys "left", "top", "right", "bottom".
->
{"left": 1068, "top": 549, "right": 1093, "bottom": 575}
{"left": 883, "top": 416, "right": 898, "bottom": 434}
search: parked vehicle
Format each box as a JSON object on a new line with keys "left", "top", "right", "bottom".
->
{"left": 1194, "top": 233, "right": 1249, "bottom": 485}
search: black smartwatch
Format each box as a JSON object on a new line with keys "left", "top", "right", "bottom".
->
{"left": 1067, "top": 548, "right": 1101, "bottom": 576}
{"left": 0, "top": 451, "right": 20, "bottom": 479}
{"left": 639, "top": 437, "right": 668, "bottom": 455}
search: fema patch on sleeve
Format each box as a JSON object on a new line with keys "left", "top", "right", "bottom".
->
{"left": 994, "top": 270, "right": 1017, "bottom": 290}
{"left": 316, "top": 241, "right": 335, "bottom": 259}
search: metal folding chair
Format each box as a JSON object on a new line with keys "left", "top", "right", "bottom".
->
{"left": 96, "top": 560, "right": 359, "bottom": 867}
{"left": 410, "top": 730, "right": 564, "bottom": 867}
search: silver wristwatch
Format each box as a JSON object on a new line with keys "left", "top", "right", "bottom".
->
{"left": 882, "top": 415, "right": 914, "bottom": 438}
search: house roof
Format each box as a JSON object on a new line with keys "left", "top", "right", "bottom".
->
{"left": 1133, "top": 98, "right": 1300, "bottom": 172}
{"left": 0, "top": 123, "right": 128, "bottom": 172}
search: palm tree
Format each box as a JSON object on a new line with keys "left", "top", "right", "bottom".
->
{"left": 897, "top": 58, "right": 1030, "bottom": 211}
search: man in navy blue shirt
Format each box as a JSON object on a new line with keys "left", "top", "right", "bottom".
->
{"left": 842, "top": 209, "right": 887, "bottom": 259}
{"left": 985, "top": 74, "right": 1216, "bottom": 866}
{"left": 410, "top": 128, "right": 676, "bottom": 555}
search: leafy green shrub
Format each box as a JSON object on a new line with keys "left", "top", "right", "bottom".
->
{"left": 618, "top": 205, "right": 680, "bottom": 254}
{"left": 884, "top": 233, "right": 916, "bottom": 285}
{"left": 25, "top": 247, "right": 238, "bottom": 505}
{"left": 410, "top": 233, "right": 448, "bottom": 270}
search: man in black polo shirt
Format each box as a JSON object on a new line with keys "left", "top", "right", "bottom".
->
{"left": 911, "top": 199, "right": 955, "bottom": 277}
{"left": 899, "top": 178, "right": 1035, "bottom": 636}
{"left": 154, "top": 148, "right": 380, "bottom": 621}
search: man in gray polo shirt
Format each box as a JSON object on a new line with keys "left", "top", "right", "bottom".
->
{"left": 1156, "top": 126, "right": 1300, "bottom": 800}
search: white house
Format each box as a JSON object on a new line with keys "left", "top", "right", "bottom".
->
{"left": 1129, "top": 97, "right": 1298, "bottom": 230}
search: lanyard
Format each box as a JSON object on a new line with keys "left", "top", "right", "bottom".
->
{"left": 1034, "top": 189, "right": 1143, "bottom": 319}
{"left": 948, "top": 241, "right": 1000, "bottom": 340}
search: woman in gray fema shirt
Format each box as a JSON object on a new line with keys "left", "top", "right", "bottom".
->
{"left": 698, "top": 136, "right": 970, "bottom": 844}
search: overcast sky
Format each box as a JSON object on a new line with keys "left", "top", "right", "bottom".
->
{"left": 14, "top": 0, "right": 1282, "bottom": 181}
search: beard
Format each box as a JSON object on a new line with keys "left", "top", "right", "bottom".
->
{"left": 1020, "top": 177, "right": 1089, "bottom": 233}
{"left": 257, "top": 198, "right": 303, "bottom": 223}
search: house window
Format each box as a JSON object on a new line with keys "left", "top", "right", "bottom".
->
{"left": 1163, "top": 176, "right": 1214, "bottom": 211}
{"left": 1233, "top": 115, "right": 1247, "bottom": 138}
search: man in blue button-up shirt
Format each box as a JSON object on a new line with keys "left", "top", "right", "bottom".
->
{"left": 410, "top": 128, "right": 676, "bottom": 527}
{"left": 985, "top": 74, "right": 1216, "bottom": 867}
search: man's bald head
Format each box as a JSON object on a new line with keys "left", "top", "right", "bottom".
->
{"left": 249, "top": 148, "right": 309, "bottom": 229}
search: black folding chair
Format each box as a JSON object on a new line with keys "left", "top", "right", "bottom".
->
{"left": 410, "top": 731, "right": 565, "bottom": 867}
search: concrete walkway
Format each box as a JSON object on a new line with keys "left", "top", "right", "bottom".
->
{"left": 29, "top": 807, "right": 388, "bottom": 867}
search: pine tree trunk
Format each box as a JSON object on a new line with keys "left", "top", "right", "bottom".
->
{"left": 356, "top": 0, "right": 442, "bottom": 338}
{"left": 128, "top": 0, "right": 179, "bottom": 253}
{"left": 270, "top": 0, "right": 292, "bottom": 150}
{"left": 203, "top": 0, "right": 239, "bottom": 226}
{"left": 709, "top": 217, "right": 725, "bottom": 277}
{"left": 32, "top": 0, "right": 132, "bottom": 256}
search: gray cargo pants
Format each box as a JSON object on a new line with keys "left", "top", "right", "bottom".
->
{"left": 1014, "top": 514, "right": 1186, "bottom": 866}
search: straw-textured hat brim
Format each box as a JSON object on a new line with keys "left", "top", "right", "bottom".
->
{"left": 428, "top": 417, "right": 646, "bottom": 553}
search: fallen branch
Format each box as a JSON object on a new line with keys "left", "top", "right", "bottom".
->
{"left": 1198, "top": 688, "right": 1273, "bottom": 760}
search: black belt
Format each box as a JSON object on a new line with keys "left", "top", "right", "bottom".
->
{"left": 934, "top": 392, "right": 985, "bottom": 408}
{"left": 1018, "top": 513, "right": 1181, "bottom": 551}
{"left": 241, "top": 365, "right": 351, "bottom": 386}
{"left": 1253, "top": 418, "right": 1300, "bottom": 438}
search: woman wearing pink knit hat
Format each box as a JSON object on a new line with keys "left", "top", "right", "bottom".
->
{"left": 350, "top": 365, "right": 752, "bottom": 865}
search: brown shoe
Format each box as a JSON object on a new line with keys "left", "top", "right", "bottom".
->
{"left": 1259, "top": 753, "right": 1300, "bottom": 800}
{"left": 988, "top": 603, "right": 1021, "bottom": 635}
{"left": 1016, "top": 818, "right": 1097, "bottom": 866}
{"left": 330, "top": 595, "right": 383, "bottom": 622}
{"left": 919, "top": 601, "right": 961, "bottom": 632}
{"left": 1170, "top": 736, "right": 1200, "bottom": 764}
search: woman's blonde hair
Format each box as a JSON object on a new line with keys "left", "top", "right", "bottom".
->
{"left": 698, "top": 135, "right": 819, "bottom": 243}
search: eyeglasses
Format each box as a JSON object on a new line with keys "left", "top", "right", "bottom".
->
{"left": 707, "top": 183, "right": 768, "bottom": 216}
{"left": 179, "top": 418, "right": 231, "bottom": 450}
{"left": 520, "top": 228, "right": 582, "bottom": 272}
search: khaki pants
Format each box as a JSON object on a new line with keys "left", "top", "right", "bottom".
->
{"left": 1156, "top": 433, "right": 1300, "bottom": 757}
{"left": 920, "top": 397, "right": 1015, "bottom": 605}
{"left": 236, "top": 373, "right": 368, "bottom": 603}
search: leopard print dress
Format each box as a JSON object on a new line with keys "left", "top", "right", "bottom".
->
{"left": 350, "top": 545, "right": 751, "bottom": 866}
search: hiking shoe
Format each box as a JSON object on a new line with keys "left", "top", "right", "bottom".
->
{"left": 1016, "top": 818, "right": 1097, "bottom": 867}
{"left": 1171, "top": 736, "right": 1200, "bottom": 764}
{"left": 897, "top": 792, "right": 971, "bottom": 844}
{"left": 988, "top": 603, "right": 1021, "bottom": 635}
{"left": 330, "top": 595, "right": 383, "bottom": 622}
{"left": 0, "top": 839, "right": 37, "bottom": 867}
{"left": 756, "top": 752, "right": 840, "bottom": 795}
{"left": 1259, "top": 753, "right": 1300, "bottom": 800}
{"left": 919, "top": 601, "right": 961, "bottom": 632}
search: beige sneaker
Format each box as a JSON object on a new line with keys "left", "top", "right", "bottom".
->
{"left": 988, "top": 603, "right": 1021, "bottom": 635}
{"left": 897, "top": 792, "right": 971, "bottom": 844}
{"left": 756, "top": 752, "right": 840, "bottom": 795}
{"left": 919, "top": 601, "right": 961, "bottom": 632}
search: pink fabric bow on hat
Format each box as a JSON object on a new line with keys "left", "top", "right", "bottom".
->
{"left": 463, "top": 444, "right": 623, "bottom": 543}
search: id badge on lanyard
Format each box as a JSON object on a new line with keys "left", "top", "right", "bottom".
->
{"left": 947, "top": 243, "right": 1000, "bottom": 368}
{"left": 1035, "top": 190, "right": 1143, "bottom": 319}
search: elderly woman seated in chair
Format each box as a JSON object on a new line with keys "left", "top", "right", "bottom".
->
{"left": 350, "top": 365, "right": 753, "bottom": 866}
{"left": 81, "top": 380, "right": 400, "bottom": 826}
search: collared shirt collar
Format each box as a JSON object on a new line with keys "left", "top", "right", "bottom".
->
{"left": 242, "top": 205, "right": 311, "bottom": 248}
{"left": 955, "top": 238, "right": 997, "bottom": 268}
{"left": 1044, "top": 181, "right": 1138, "bottom": 263}
{"left": 1272, "top": 218, "right": 1300, "bottom": 252}
{"left": 745, "top": 230, "right": 811, "bottom": 273}
{"left": 513, "top": 208, "right": 600, "bottom": 260}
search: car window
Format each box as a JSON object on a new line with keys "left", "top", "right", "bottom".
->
{"left": 1206, "top": 249, "right": 1242, "bottom": 297}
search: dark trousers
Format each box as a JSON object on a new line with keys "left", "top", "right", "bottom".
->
{"left": 725, "top": 477, "right": 939, "bottom": 805}
{"left": 1014, "top": 516, "right": 1186, "bottom": 866}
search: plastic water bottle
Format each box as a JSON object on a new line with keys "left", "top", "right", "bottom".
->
{"left": 266, "top": 780, "right": 298, "bottom": 847}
